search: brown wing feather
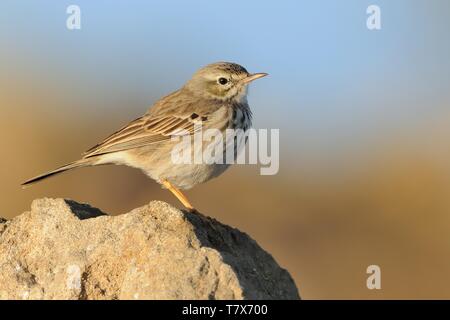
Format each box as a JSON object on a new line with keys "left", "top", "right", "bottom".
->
{"left": 83, "top": 114, "right": 204, "bottom": 158}
{"left": 82, "top": 88, "right": 222, "bottom": 158}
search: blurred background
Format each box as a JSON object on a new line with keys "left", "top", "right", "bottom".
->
{"left": 1, "top": 0, "right": 450, "bottom": 299}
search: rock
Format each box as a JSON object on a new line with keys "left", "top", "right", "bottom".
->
{"left": 0, "top": 198, "right": 299, "bottom": 300}
{"left": 0, "top": 218, "right": 6, "bottom": 236}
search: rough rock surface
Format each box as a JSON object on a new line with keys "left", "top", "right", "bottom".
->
{"left": 0, "top": 198, "right": 299, "bottom": 300}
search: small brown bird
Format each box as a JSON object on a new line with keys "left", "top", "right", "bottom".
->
{"left": 22, "top": 62, "right": 267, "bottom": 211}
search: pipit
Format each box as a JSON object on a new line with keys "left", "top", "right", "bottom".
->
{"left": 23, "top": 62, "right": 267, "bottom": 211}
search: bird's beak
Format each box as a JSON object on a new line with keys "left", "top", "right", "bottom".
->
{"left": 241, "top": 72, "right": 268, "bottom": 84}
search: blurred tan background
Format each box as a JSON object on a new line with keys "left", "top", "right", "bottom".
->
{"left": 1, "top": 0, "right": 450, "bottom": 299}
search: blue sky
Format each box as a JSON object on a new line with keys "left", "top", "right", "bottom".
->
{"left": 1, "top": 0, "right": 449, "bottom": 160}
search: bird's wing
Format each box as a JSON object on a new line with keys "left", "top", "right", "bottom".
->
{"left": 83, "top": 113, "right": 205, "bottom": 158}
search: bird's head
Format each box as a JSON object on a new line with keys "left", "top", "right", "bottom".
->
{"left": 184, "top": 62, "right": 267, "bottom": 102}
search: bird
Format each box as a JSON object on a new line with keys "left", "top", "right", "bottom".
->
{"left": 22, "top": 62, "right": 268, "bottom": 211}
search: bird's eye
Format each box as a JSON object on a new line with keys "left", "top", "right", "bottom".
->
{"left": 218, "top": 77, "right": 228, "bottom": 85}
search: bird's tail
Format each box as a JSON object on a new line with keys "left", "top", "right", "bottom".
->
{"left": 22, "top": 158, "right": 95, "bottom": 187}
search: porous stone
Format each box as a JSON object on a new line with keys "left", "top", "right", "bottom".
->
{"left": 0, "top": 198, "right": 299, "bottom": 300}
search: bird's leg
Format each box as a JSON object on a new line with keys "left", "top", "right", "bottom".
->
{"left": 161, "top": 179, "right": 195, "bottom": 211}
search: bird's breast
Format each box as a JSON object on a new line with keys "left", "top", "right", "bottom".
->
{"left": 228, "top": 102, "right": 252, "bottom": 131}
